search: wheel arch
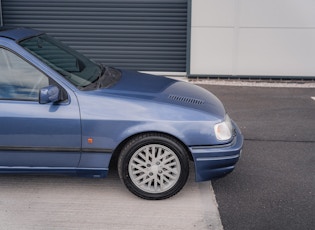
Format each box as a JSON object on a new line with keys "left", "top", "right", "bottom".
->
{"left": 110, "top": 131, "right": 193, "bottom": 168}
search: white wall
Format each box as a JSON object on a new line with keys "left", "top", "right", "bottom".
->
{"left": 190, "top": 0, "right": 315, "bottom": 78}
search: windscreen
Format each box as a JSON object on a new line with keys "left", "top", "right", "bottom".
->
{"left": 19, "top": 34, "right": 102, "bottom": 88}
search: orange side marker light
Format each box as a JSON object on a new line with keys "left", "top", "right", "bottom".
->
{"left": 88, "top": 138, "right": 93, "bottom": 144}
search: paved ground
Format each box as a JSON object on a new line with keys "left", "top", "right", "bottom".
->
{"left": 0, "top": 163, "right": 222, "bottom": 230}
{"left": 201, "top": 84, "right": 315, "bottom": 230}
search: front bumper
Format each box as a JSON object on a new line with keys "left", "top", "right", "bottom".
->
{"left": 190, "top": 123, "right": 243, "bottom": 182}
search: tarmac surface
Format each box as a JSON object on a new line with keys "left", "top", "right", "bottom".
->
{"left": 201, "top": 84, "right": 315, "bottom": 230}
{"left": 0, "top": 80, "right": 314, "bottom": 230}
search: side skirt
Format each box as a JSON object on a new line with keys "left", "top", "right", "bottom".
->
{"left": 0, "top": 167, "right": 108, "bottom": 178}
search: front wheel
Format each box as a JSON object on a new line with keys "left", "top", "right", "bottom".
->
{"left": 118, "top": 133, "right": 189, "bottom": 200}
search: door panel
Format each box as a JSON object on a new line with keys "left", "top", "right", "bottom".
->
{"left": 0, "top": 47, "right": 81, "bottom": 167}
{"left": 0, "top": 100, "right": 81, "bottom": 167}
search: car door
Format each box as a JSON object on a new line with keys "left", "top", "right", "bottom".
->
{"left": 0, "top": 47, "right": 81, "bottom": 168}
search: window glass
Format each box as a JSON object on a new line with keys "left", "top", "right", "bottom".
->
{"left": 19, "top": 34, "right": 101, "bottom": 88}
{"left": 0, "top": 48, "right": 49, "bottom": 101}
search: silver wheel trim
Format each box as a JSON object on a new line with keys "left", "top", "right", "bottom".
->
{"left": 128, "top": 144, "right": 181, "bottom": 194}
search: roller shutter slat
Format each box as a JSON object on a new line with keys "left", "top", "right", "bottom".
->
{"left": 2, "top": 0, "right": 187, "bottom": 72}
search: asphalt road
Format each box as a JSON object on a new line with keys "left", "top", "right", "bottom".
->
{"left": 201, "top": 84, "right": 315, "bottom": 230}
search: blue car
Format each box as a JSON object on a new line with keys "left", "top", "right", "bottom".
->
{"left": 0, "top": 27, "right": 243, "bottom": 200}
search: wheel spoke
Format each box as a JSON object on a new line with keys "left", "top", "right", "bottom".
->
{"left": 154, "top": 175, "right": 159, "bottom": 191}
{"left": 162, "top": 171, "right": 178, "bottom": 180}
{"left": 132, "top": 157, "right": 146, "bottom": 167}
{"left": 130, "top": 163, "right": 146, "bottom": 174}
{"left": 138, "top": 151, "right": 147, "bottom": 162}
{"left": 151, "top": 146, "right": 156, "bottom": 160}
{"left": 162, "top": 165, "right": 178, "bottom": 174}
{"left": 162, "top": 155, "right": 176, "bottom": 164}
{"left": 139, "top": 176, "right": 154, "bottom": 186}
{"left": 161, "top": 175, "right": 170, "bottom": 185}
{"left": 144, "top": 147, "right": 152, "bottom": 163}
{"left": 164, "top": 161, "right": 177, "bottom": 167}
{"left": 156, "top": 147, "right": 162, "bottom": 161}
{"left": 135, "top": 174, "right": 148, "bottom": 183}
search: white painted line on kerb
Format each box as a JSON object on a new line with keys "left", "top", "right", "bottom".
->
{"left": 197, "top": 182, "right": 224, "bottom": 230}
{"left": 165, "top": 77, "right": 315, "bottom": 88}
{"left": 208, "top": 182, "right": 224, "bottom": 230}
{"left": 190, "top": 79, "right": 315, "bottom": 88}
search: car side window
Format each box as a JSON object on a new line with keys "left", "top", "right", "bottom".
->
{"left": 0, "top": 48, "right": 49, "bottom": 101}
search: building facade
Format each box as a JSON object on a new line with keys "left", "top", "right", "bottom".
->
{"left": 1, "top": 0, "right": 315, "bottom": 79}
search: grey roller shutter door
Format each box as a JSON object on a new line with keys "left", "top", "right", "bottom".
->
{"left": 2, "top": 0, "right": 188, "bottom": 72}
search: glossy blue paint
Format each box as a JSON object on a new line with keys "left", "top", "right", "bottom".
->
{"left": 0, "top": 27, "right": 243, "bottom": 183}
{"left": 191, "top": 122, "right": 243, "bottom": 181}
{"left": 39, "top": 85, "right": 60, "bottom": 104}
{"left": 0, "top": 27, "right": 42, "bottom": 41}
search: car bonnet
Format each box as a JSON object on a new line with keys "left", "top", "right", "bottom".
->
{"left": 90, "top": 69, "right": 226, "bottom": 119}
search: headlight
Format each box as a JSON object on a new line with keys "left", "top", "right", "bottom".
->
{"left": 214, "top": 115, "right": 233, "bottom": 141}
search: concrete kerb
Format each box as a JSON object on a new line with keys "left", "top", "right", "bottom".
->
{"left": 190, "top": 79, "right": 315, "bottom": 88}
{"left": 167, "top": 76, "right": 315, "bottom": 88}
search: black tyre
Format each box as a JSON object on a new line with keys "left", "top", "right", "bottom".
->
{"left": 118, "top": 133, "right": 189, "bottom": 200}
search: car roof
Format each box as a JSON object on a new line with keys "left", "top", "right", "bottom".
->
{"left": 0, "top": 27, "right": 43, "bottom": 42}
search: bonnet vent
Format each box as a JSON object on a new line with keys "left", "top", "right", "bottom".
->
{"left": 168, "top": 95, "right": 205, "bottom": 105}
